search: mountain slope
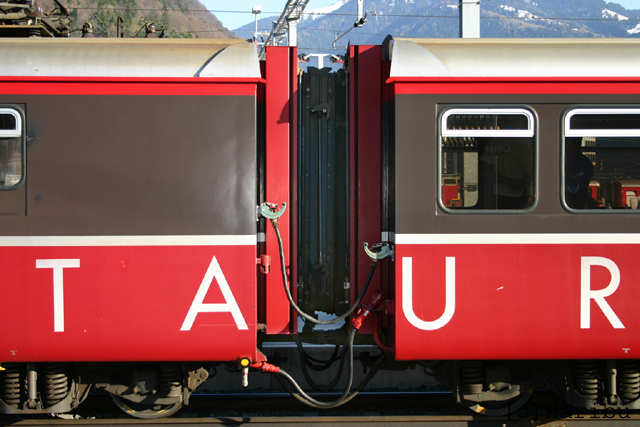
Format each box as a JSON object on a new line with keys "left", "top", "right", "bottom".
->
{"left": 235, "top": 0, "right": 640, "bottom": 50}
{"left": 37, "top": 0, "right": 236, "bottom": 38}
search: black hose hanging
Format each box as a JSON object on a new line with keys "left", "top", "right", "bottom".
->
{"left": 274, "top": 345, "right": 387, "bottom": 409}
{"left": 264, "top": 217, "right": 384, "bottom": 408}
{"left": 273, "top": 222, "right": 378, "bottom": 325}
{"left": 277, "top": 328, "right": 357, "bottom": 408}
{"left": 296, "top": 335, "right": 349, "bottom": 391}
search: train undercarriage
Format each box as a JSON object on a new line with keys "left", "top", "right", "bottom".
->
{"left": 1, "top": 359, "right": 640, "bottom": 418}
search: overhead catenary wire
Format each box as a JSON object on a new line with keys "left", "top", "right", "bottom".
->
{"left": 66, "top": 6, "right": 640, "bottom": 23}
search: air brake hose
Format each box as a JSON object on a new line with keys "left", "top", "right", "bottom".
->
{"left": 296, "top": 334, "right": 350, "bottom": 391}
{"left": 263, "top": 212, "right": 388, "bottom": 408}
{"left": 273, "top": 221, "right": 378, "bottom": 325}
{"left": 275, "top": 327, "right": 358, "bottom": 408}
{"left": 273, "top": 341, "right": 387, "bottom": 409}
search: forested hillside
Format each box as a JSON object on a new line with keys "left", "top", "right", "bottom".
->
{"left": 37, "top": 0, "right": 236, "bottom": 38}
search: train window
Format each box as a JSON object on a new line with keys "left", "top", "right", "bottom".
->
{"left": 440, "top": 108, "right": 535, "bottom": 211}
{"left": 0, "top": 108, "right": 24, "bottom": 190}
{"left": 563, "top": 108, "right": 640, "bottom": 210}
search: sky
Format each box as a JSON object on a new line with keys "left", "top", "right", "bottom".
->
{"left": 611, "top": 0, "right": 640, "bottom": 10}
{"left": 199, "top": 0, "right": 342, "bottom": 31}
{"left": 201, "top": 0, "right": 640, "bottom": 32}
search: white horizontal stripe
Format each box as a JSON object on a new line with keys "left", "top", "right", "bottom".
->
{"left": 0, "top": 235, "right": 256, "bottom": 247}
{"left": 396, "top": 233, "right": 640, "bottom": 245}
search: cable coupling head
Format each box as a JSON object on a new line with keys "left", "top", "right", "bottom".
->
{"left": 363, "top": 242, "right": 394, "bottom": 262}
{"left": 259, "top": 202, "right": 287, "bottom": 225}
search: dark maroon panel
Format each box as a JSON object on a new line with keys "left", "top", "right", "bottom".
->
{"left": 394, "top": 93, "right": 640, "bottom": 235}
{"left": 0, "top": 95, "right": 256, "bottom": 236}
{"left": 354, "top": 45, "right": 382, "bottom": 334}
{"left": 0, "top": 103, "right": 26, "bottom": 216}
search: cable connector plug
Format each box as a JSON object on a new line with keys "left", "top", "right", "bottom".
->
{"left": 363, "top": 242, "right": 394, "bottom": 262}
{"left": 251, "top": 361, "right": 280, "bottom": 373}
{"left": 259, "top": 202, "right": 287, "bottom": 226}
{"left": 352, "top": 291, "right": 384, "bottom": 330}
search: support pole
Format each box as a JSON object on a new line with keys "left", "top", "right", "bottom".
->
{"left": 460, "top": 0, "right": 480, "bottom": 38}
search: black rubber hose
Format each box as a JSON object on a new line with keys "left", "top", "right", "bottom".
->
{"left": 276, "top": 328, "right": 358, "bottom": 408}
{"left": 273, "top": 222, "right": 377, "bottom": 325}
{"left": 297, "top": 339, "right": 342, "bottom": 369}
{"left": 296, "top": 335, "right": 350, "bottom": 391}
{"left": 274, "top": 342, "right": 386, "bottom": 409}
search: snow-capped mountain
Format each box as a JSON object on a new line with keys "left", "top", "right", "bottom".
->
{"left": 303, "top": 0, "right": 351, "bottom": 21}
{"left": 232, "top": 0, "right": 640, "bottom": 50}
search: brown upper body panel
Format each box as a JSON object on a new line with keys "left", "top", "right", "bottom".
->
{"left": 0, "top": 94, "right": 256, "bottom": 236}
{"left": 394, "top": 93, "right": 640, "bottom": 235}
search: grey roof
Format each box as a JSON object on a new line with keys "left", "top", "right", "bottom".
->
{"left": 389, "top": 38, "right": 640, "bottom": 78}
{"left": 0, "top": 38, "right": 260, "bottom": 78}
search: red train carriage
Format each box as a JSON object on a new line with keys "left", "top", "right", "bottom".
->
{"left": 386, "top": 38, "right": 640, "bottom": 414}
{"left": 0, "top": 38, "right": 264, "bottom": 417}
{"left": 3, "top": 35, "right": 640, "bottom": 418}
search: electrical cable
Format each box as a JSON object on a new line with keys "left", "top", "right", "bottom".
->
{"left": 265, "top": 215, "right": 385, "bottom": 407}
{"left": 273, "top": 221, "right": 377, "bottom": 325}
{"left": 298, "top": 340, "right": 342, "bottom": 368}
{"left": 296, "top": 339, "right": 343, "bottom": 371}
{"left": 296, "top": 336, "right": 349, "bottom": 391}
{"left": 277, "top": 328, "right": 357, "bottom": 408}
{"left": 274, "top": 343, "right": 386, "bottom": 409}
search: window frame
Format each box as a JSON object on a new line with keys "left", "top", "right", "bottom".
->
{"left": 438, "top": 105, "right": 539, "bottom": 214}
{"left": 0, "top": 106, "right": 26, "bottom": 191}
{"left": 565, "top": 108, "right": 640, "bottom": 138}
{"left": 562, "top": 105, "right": 640, "bottom": 214}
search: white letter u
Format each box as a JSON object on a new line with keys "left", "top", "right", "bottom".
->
{"left": 402, "top": 257, "right": 456, "bottom": 330}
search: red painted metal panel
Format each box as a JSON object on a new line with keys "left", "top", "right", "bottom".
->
{"left": 264, "top": 47, "right": 292, "bottom": 334}
{"left": 355, "top": 46, "right": 382, "bottom": 333}
{"left": 395, "top": 240, "right": 640, "bottom": 360}
{"left": 0, "top": 243, "right": 258, "bottom": 362}
{"left": 0, "top": 77, "right": 262, "bottom": 96}
{"left": 388, "top": 77, "right": 640, "bottom": 95}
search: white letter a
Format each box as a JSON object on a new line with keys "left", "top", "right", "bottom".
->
{"left": 181, "top": 256, "right": 248, "bottom": 331}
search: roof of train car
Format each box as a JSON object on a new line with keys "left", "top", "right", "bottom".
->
{"left": 0, "top": 38, "right": 260, "bottom": 78}
{"left": 389, "top": 37, "right": 640, "bottom": 78}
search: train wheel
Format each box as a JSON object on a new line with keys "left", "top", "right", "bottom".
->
{"left": 458, "top": 361, "right": 534, "bottom": 416}
{"left": 460, "top": 389, "right": 532, "bottom": 416}
{"left": 109, "top": 363, "right": 185, "bottom": 419}
{"left": 110, "top": 394, "right": 183, "bottom": 419}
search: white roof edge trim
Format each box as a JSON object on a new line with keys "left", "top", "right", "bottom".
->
{"left": 442, "top": 108, "right": 534, "bottom": 138}
{"left": 396, "top": 233, "right": 640, "bottom": 245}
{"left": 388, "top": 38, "right": 640, "bottom": 78}
{"left": 0, "top": 39, "right": 258, "bottom": 78}
{"left": 197, "top": 42, "right": 261, "bottom": 78}
{"left": 0, "top": 235, "right": 257, "bottom": 247}
{"left": 389, "top": 39, "right": 451, "bottom": 78}
{"left": 0, "top": 108, "right": 21, "bottom": 138}
{"left": 565, "top": 108, "right": 640, "bottom": 137}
